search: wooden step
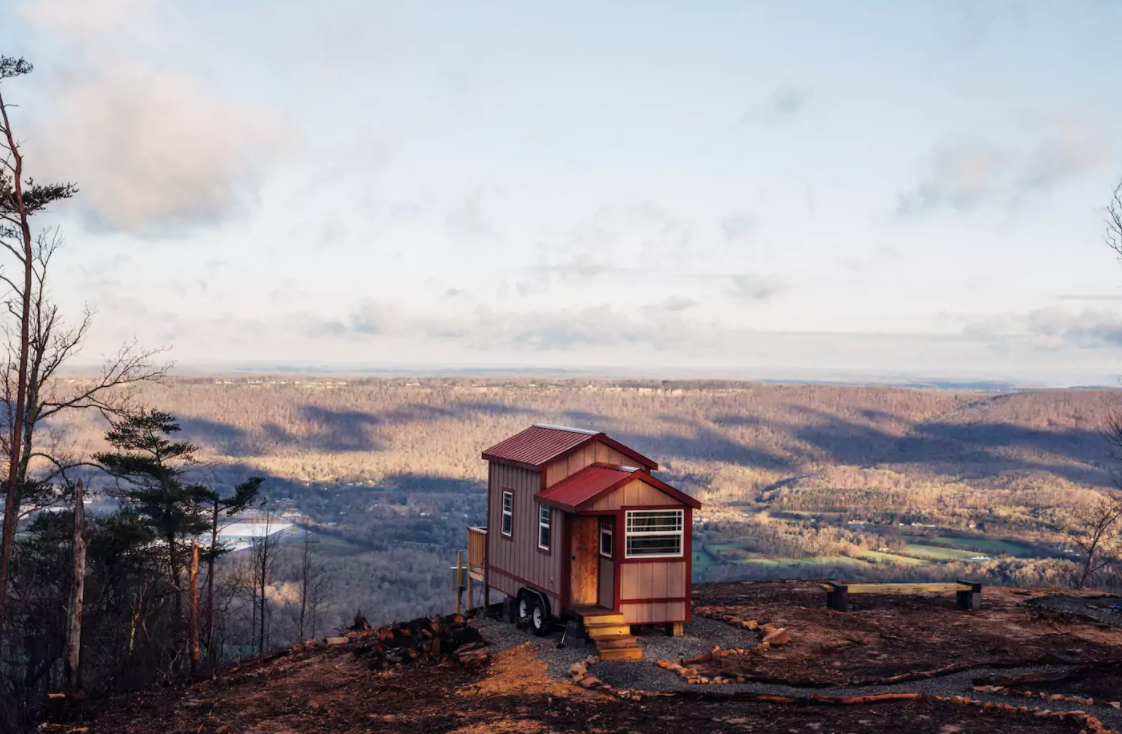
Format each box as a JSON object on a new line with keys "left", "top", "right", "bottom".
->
{"left": 585, "top": 623, "right": 631, "bottom": 638}
{"left": 593, "top": 635, "right": 637, "bottom": 649}
{"left": 581, "top": 612, "right": 625, "bottom": 625}
{"left": 598, "top": 646, "right": 642, "bottom": 662}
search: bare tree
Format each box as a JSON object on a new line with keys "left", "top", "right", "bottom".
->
{"left": 296, "top": 521, "right": 330, "bottom": 642}
{"left": 1107, "top": 180, "right": 1122, "bottom": 258}
{"left": 1, "top": 233, "right": 167, "bottom": 494}
{"left": 0, "top": 57, "right": 77, "bottom": 622}
{"left": 250, "top": 511, "right": 279, "bottom": 654}
{"left": 1065, "top": 494, "right": 1122, "bottom": 588}
{"left": 64, "top": 479, "right": 86, "bottom": 692}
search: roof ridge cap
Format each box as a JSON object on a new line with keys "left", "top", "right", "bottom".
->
{"left": 531, "top": 423, "right": 600, "bottom": 435}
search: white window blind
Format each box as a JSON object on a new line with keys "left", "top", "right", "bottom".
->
{"left": 624, "top": 510, "right": 683, "bottom": 558}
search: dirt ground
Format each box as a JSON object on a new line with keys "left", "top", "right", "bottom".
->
{"left": 986, "top": 663, "right": 1122, "bottom": 702}
{"left": 692, "top": 580, "right": 1122, "bottom": 686}
{"left": 45, "top": 640, "right": 1102, "bottom": 734}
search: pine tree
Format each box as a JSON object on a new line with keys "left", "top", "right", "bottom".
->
{"left": 96, "top": 410, "right": 212, "bottom": 671}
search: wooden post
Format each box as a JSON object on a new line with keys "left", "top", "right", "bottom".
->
{"left": 455, "top": 551, "right": 464, "bottom": 615}
{"left": 483, "top": 584, "right": 491, "bottom": 618}
{"left": 826, "top": 583, "right": 849, "bottom": 612}
{"left": 467, "top": 572, "right": 475, "bottom": 614}
{"left": 956, "top": 580, "right": 982, "bottom": 611}
{"left": 664, "top": 622, "right": 683, "bottom": 637}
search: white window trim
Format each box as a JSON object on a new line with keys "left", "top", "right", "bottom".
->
{"left": 537, "top": 504, "right": 551, "bottom": 551}
{"left": 501, "top": 491, "right": 513, "bottom": 537}
{"left": 624, "top": 509, "right": 684, "bottom": 559}
{"left": 599, "top": 517, "right": 613, "bottom": 559}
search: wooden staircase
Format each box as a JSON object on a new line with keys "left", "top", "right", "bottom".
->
{"left": 576, "top": 608, "right": 642, "bottom": 661}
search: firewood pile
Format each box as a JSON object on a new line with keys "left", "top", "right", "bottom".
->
{"left": 342, "top": 613, "right": 491, "bottom": 671}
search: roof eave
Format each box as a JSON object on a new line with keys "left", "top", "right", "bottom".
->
{"left": 480, "top": 453, "right": 543, "bottom": 471}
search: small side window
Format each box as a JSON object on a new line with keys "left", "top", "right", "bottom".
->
{"left": 599, "top": 517, "right": 613, "bottom": 558}
{"left": 538, "top": 505, "right": 551, "bottom": 550}
{"left": 501, "top": 491, "right": 513, "bottom": 536}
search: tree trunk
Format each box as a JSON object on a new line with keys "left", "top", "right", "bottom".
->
{"left": 65, "top": 479, "right": 86, "bottom": 692}
{"left": 167, "top": 532, "right": 184, "bottom": 670}
{"left": 257, "top": 544, "right": 267, "bottom": 655}
{"left": 0, "top": 145, "right": 34, "bottom": 623}
{"left": 299, "top": 525, "right": 310, "bottom": 641}
{"left": 188, "top": 539, "right": 199, "bottom": 678}
{"left": 206, "top": 498, "right": 218, "bottom": 664}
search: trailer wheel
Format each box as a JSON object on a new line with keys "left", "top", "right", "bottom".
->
{"left": 529, "top": 597, "right": 553, "bottom": 636}
{"left": 517, "top": 594, "right": 531, "bottom": 622}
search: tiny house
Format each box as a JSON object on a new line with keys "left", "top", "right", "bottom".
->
{"left": 468, "top": 424, "right": 700, "bottom": 645}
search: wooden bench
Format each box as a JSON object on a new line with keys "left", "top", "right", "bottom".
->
{"left": 821, "top": 581, "right": 982, "bottom": 612}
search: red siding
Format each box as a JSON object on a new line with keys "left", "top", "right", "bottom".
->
{"left": 485, "top": 462, "right": 565, "bottom": 615}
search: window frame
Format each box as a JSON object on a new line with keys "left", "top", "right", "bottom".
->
{"left": 537, "top": 504, "right": 551, "bottom": 551}
{"left": 501, "top": 491, "right": 513, "bottom": 537}
{"left": 599, "top": 516, "right": 614, "bottom": 559}
{"left": 624, "top": 509, "right": 684, "bottom": 559}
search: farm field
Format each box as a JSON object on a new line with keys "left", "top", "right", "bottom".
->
{"left": 856, "top": 549, "right": 927, "bottom": 566}
{"left": 691, "top": 526, "right": 1065, "bottom": 584}
{"left": 927, "top": 535, "right": 1038, "bottom": 558}
{"left": 904, "top": 543, "right": 983, "bottom": 561}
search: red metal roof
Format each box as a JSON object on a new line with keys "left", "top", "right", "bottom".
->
{"left": 481, "top": 424, "right": 599, "bottom": 468}
{"left": 535, "top": 464, "right": 637, "bottom": 513}
{"left": 535, "top": 463, "right": 702, "bottom": 512}
{"left": 482, "top": 424, "right": 659, "bottom": 470}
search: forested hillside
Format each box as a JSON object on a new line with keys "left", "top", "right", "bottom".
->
{"left": 48, "top": 376, "right": 1122, "bottom": 629}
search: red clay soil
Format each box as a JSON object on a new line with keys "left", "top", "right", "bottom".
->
{"left": 43, "top": 640, "right": 1099, "bottom": 734}
{"left": 692, "top": 580, "right": 1122, "bottom": 686}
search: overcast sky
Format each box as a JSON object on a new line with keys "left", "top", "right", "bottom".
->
{"left": 4, "top": 0, "right": 1122, "bottom": 385}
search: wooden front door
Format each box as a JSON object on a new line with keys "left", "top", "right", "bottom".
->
{"left": 569, "top": 516, "right": 599, "bottom": 606}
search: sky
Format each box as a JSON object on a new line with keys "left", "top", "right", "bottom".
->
{"left": 3, "top": 0, "right": 1122, "bottom": 385}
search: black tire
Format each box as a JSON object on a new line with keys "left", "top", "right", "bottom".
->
{"left": 517, "top": 594, "right": 532, "bottom": 622}
{"left": 529, "top": 597, "right": 553, "bottom": 636}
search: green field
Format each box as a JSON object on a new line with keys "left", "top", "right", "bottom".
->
{"left": 904, "top": 543, "right": 983, "bottom": 561}
{"left": 733, "top": 554, "right": 870, "bottom": 568}
{"left": 704, "top": 543, "right": 745, "bottom": 552}
{"left": 928, "top": 536, "right": 1036, "bottom": 558}
{"left": 856, "top": 550, "right": 928, "bottom": 566}
{"left": 692, "top": 539, "right": 716, "bottom": 581}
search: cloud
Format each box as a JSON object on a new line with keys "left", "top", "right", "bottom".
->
{"left": 1024, "top": 308, "right": 1122, "bottom": 348}
{"left": 1018, "top": 117, "right": 1110, "bottom": 194}
{"left": 963, "top": 307, "right": 1122, "bottom": 350}
{"left": 1056, "top": 294, "right": 1122, "bottom": 302}
{"left": 348, "top": 300, "right": 405, "bottom": 336}
{"left": 896, "top": 119, "right": 1112, "bottom": 218}
{"left": 838, "top": 245, "right": 902, "bottom": 273}
{"left": 744, "top": 83, "right": 810, "bottom": 124}
{"left": 514, "top": 202, "right": 697, "bottom": 293}
{"left": 649, "top": 296, "right": 697, "bottom": 314}
{"left": 444, "top": 189, "right": 494, "bottom": 238}
{"left": 19, "top": 0, "right": 290, "bottom": 235}
{"left": 721, "top": 213, "right": 756, "bottom": 242}
{"left": 895, "top": 136, "right": 1008, "bottom": 216}
{"left": 312, "top": 299, "right": 706, "bottom": 353}
{"left": 729, "top": 274, "right": 787, "bottom": 302}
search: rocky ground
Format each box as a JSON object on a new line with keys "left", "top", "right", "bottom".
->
{"left": 40, "top": 581, "right": 1122, "bottom": 734}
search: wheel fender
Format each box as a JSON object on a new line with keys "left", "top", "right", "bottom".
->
{"left": 518, "top": 587, "right": 551, "bottom": 619}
